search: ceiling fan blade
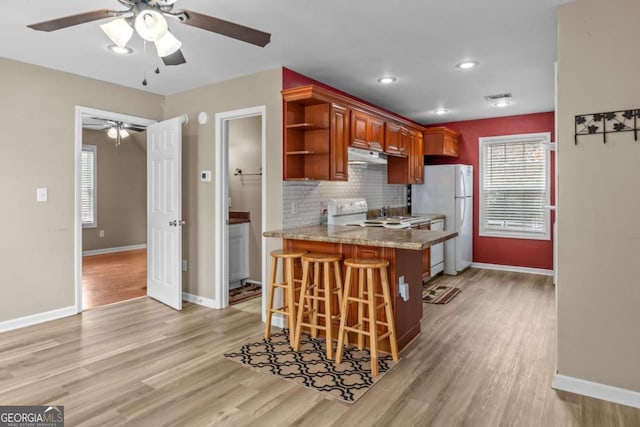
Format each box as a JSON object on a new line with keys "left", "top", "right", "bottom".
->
{"left": 161, "top": 49, "right": 187, "bottom": 66}
{"left": 181, "top": 10, "right": 271, "bottom": 47}
{"left": 27, "top": 9, "right": 118, "bottom": 32}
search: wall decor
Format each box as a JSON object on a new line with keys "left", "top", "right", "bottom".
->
{"left": 575, "top": 109, "right": 640, "bottom": 144}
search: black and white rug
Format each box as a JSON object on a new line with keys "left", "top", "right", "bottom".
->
{"left": 224, "top": 330, "right": 397, "bottom": 403}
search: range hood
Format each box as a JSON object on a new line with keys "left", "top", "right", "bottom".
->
{"left": 347, "top": 147, "right": 388, "bottom": 165}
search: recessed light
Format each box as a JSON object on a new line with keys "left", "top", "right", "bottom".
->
{"left": 434, "top": 108, "right": 449, "bottom": 115}
{"left": 377, "top": 76, "right": 397, "bottom": 84}
{"left": 108, "top": 44, "right": 133, "bottom": 55}
{"left": 492, "top": 100, "right": 511, "bottom": 108}
{"left": 456, "top": 61, "right": 479, "bottom": 69}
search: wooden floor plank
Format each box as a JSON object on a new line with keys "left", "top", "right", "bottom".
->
{"left": 82, "top": 249, "right": 147, "bottom": 309}
{"left": 0, "top": 269, "right": 638, "bottom": 426}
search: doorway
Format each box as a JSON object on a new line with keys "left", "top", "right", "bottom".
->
{"left": 214, "top": 106, "right": 267, "bottom": 316}
{"left": 74, "top": 106, "right": 156, "bottom": 312}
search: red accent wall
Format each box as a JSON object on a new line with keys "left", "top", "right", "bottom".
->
{"left": 428, "top": 113, "right": 555, "bottom": 270}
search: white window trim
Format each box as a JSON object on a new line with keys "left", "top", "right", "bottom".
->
{"left": 479, "top": 132, "right": 551, "bottom": 240}
{"left": 81, "top": 144, "right": 97, "bottom": 229}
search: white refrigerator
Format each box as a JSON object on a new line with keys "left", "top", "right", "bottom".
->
{"left": 412, "top": 164, "right": 473, "bottom": 275}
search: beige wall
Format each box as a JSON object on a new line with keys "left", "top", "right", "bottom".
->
{"left": 0, "top": 58, "right": 163, "bottom": 322}
{"left": 557, "top": 0, "right": 640, "bottom": 392}
{"left": 163, "top": 68, "right": 283, "bottom": 299}
{"left": 229, "top": 116, "right": 263, "bottom": 282}
{"left": 82, "top": 130, "right": 147, "bottom": 251}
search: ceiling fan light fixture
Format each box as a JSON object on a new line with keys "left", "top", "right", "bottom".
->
{"left": 100, "top": 18, "right": 134, "bottom": 49}
{"left": 134, "top": 9, "right": 168, "bottom": 42}
{"left": 118, "top": 128, "right": 130, "bottom": 139}
{"left": 155, "top": 31, "right": 182, "bottom": 57}
{"left": 107, "top": 127, "right": 118, "bottom": 139}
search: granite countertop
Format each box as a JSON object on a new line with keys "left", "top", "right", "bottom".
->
{"left": 263, "top": 224, "right": 457, "bottom": 251}
{"left": 411, "top": 213, "right": 446, "bottom": 221}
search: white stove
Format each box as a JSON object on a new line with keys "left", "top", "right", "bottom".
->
{"left": 327, "top": 198, "right": 368, "bottom": 225}
{"left": 326, "top": 198, "right": 412, "bottom": 229}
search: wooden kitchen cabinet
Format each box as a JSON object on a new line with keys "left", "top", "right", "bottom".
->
{"left": 384, "top": 122, "right": 407, "bottom": 156}
{"left": 410, "top": 131, "right": 424, "bottom": 183}
{"left": 424, "top": 126, "right": 461, "bottom": 157}
{"left": 350, "top": 109, "right": 384, "bottom": 152}
{"left": 387, "top": 127, "right": 424, "bottom": 184}
{"left": 282, "top": 86, "right": 349, "bottom": 181}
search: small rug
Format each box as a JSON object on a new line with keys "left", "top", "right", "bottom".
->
{"left": 224, "top": 330, "right": 397, "bottom": 403}
{"left": 422, "top": 283, "right": 461, "bottom": 304}
{"left": 229, "top": 282, "right": 261, "bottom": 305}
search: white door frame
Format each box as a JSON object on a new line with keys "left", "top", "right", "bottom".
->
{"left": 74, "top": 106, "right": 156, "bottom": 313}
{"left": 214, "top": 106, "right": 267, "bottom": 313}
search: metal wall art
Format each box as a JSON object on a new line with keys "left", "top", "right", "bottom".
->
{"left": 575, "top": 109, "right": 640, "bottom": 144}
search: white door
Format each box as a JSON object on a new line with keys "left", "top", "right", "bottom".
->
{"left": 147, "top": 117, "right": 183, "bottom": 310}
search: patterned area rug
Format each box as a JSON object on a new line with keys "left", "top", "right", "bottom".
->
{"left": 224, "top": 330, "right": 397, "bottom": 403}
{"left": 229, "top": 282, "right": 261, "bottom": 305}
{"left": 422, "top": 283, "right": 461, "bottom": 304}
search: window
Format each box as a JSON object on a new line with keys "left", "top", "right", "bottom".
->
{"left": 81, "top": 145, "right": 97, "bottom": 228}
{"left": 479, "top": 132, "right": 550, "bottom": 240}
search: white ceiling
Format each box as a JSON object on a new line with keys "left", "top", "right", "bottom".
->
{"left": 1, "top": 0, "right": 567, "bottom": 124}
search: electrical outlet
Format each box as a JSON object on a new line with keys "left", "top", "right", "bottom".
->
{"left": 99, "top": 230, "right": 104, "bottom": 237}
{"left": 398, "top": 276, "right": 409, "bottom": 301}
{"left": 182, "top": 260, "right": 188, "bottom": 271}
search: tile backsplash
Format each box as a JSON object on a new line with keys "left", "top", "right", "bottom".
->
{"left": 282, "top": 164, "right": 407, "bottom": 227}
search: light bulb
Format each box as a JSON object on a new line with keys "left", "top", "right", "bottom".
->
{"left": 107, "top": 127, "right": 118, "bottom": 139}
{"left": 119, "top": 128, "right": 130, "bottom": 139}
{"left": 134, "top": 9, "right": 168, "bottom": 42}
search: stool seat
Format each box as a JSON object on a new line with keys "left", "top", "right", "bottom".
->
{"left": 265, "top": 249, "right": 306, "bottom": 344}
{"left": 271, "top": 249, "right": 307, "bottom": 259}
{"left": 344, "top": 258, "right": 389, "bottom": 269}
{"left": 293, "top": 252, "right": 344, "bottom": 359}
{"left": 336, "top": 257, "right": 398, "bottom": 377}
{"left": 302, "top": 252, "right": 342, "bottom": 263}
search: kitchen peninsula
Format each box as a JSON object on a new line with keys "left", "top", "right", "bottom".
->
{"left": 263, "top": 225, "right": 457, "bottom": 351}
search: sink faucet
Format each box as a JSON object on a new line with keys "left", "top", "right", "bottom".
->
{"left": 380, "top": 206, "right": 388, "bottom": 217}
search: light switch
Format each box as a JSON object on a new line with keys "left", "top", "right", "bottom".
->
{"left": 36, "top": 187, "right": 48, "bottom": 202}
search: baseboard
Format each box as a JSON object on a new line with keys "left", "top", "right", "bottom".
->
{"left": 244, "top": 279, "right": 262, "bottom": 286}
{"left": 83, "top": 244, "right": 147, "bottom": 256}
{"left": 0, "top": 306, "right": 77, "bottom": 333}
{"left": 182, "top": 292, "right": 219, "bottom": 309}
{"left": 553, "top": 373, "right": 640, "bottom": 409}
{"left": 471, "top": 262, "right": 553, "bottom": 276}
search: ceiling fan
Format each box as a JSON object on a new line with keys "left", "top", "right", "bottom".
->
{"left": 27, "top": 0, "right": 271, "bottom": 66}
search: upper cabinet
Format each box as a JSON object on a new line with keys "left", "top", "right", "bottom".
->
{"left": 387, "top": 127, "right": 424, "bottom": 184}
{"left": 384, "top": 122, "right": 406, "bottom": 156}
{"left": 281, "top": 85, "right": 427, "bottom": 183}
{"left": 350, "top": 109, "right": 384, "bottom": 152}
{"left": 283, "top": 86, "right": 349, "bottom": 181}
{"left": 424, "top": 126, "right": 461, "bottom": 157}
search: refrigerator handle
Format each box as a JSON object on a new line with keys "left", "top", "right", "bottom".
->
{"left": 459, "top": 197, "right": 465, "bottom": 228}
{"left": 459, "top": 168, "right": 466, "bottom": 198}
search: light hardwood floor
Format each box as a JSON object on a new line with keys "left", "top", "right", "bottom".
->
{"left": 1, "top": 269, "right": 638, "bottom": 426}
{"left": 82, "top": 249, "right": 147, "bottom": 309}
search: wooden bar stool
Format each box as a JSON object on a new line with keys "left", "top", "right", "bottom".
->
{"left": 264, "top": 249, "right": 306, "bottom": 344}
{"left": 335, "top": 258, "right": 399, "bottom": 377}
{"left": 293, "top": 252, "right": 344, "bottom": 358}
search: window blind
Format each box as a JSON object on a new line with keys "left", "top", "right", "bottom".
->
{"left": 480, "top": 133, "right": 550, "bottom": 239}
{"left": 81, "top": 145, "right": 96, "bottom": 227}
